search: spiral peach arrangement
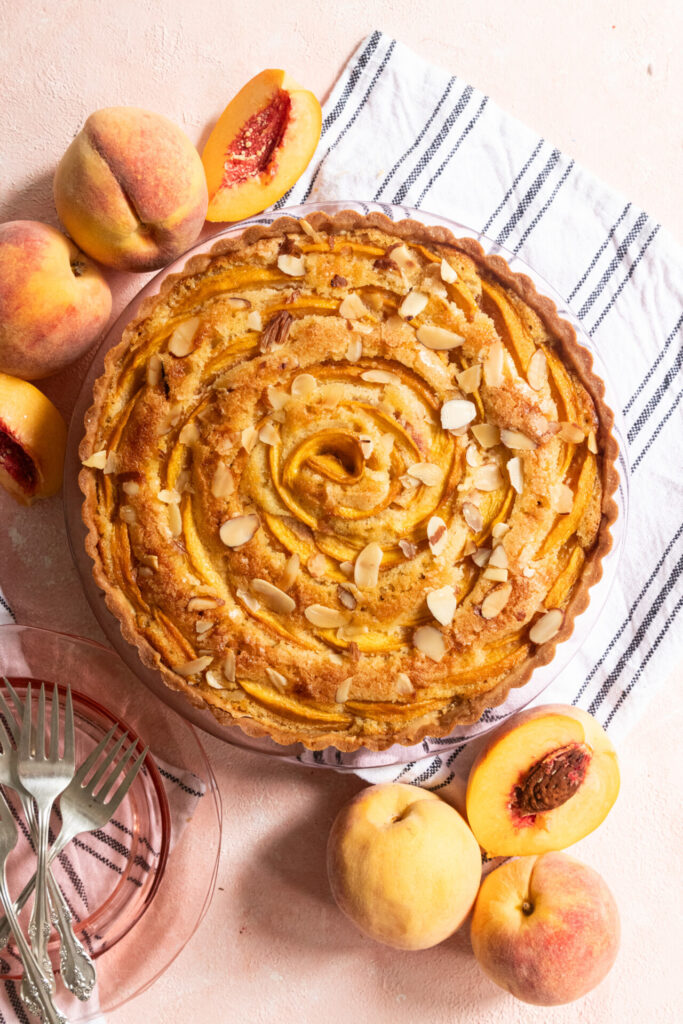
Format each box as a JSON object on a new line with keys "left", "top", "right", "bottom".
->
{"left": 79, "top": 211, "right": 617, "bottom": 750}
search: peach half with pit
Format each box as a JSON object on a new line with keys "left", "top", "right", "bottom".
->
{"left": 0, "top": 221, "right": 111, "bottom": 381}
{"left": 465, "top": 705, "right": 619, "bottom": 857}
{"left": 470, "top": 852, "right": 620, "bottom": 1005}
{"left": 54, "top": 107, "right": 208, "bottom": 272}
{"left": 327, "top": 783, "right": 482, "bottom": 950}
{"left": 0, "top": 373, "right": 67, "bottom": 504}
{"left": 202, "top": 69, "right": 322, "bottom": 222}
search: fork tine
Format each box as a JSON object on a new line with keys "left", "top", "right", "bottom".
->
{"left": 63, "top": 687, "right": 74, "bottom": 765}
{"left": 95, "top": 739, "right": 138, "bottom": 801}
{"left": 0, "top": 679, "right": 20, "bottom": 744}
{"left": 85, "top": 731, "right": 129, "bottom": 792}
{"left": 36, "top": 684, "right": 45, "bottom": 759}
{"left": 19, "top": 682, "right": 31, "bottom": 760}
{"left": 3, "top": 677, "right": 24, "bottom": 723}
{"left": 73, "top": 725, "right": 118, "bottom": 785}
{"left": 103, "top": 745, "right": 149, "bottom": 811}
{"left": 0, "top": 711, "right": 13, "bottom": 756}
{"left": 49, "top": 684, "right": 60, "bottom": 760}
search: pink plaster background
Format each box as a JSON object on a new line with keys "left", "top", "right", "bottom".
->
{"left": 0, "top": 1, "right": 681, "bottom": 1021}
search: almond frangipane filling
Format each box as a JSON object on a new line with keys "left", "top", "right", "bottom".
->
{"left": 79, "top": 211, "right": 615, "bottom": 751}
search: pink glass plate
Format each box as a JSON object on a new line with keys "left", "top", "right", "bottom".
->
{"left": 64, "top": 200, "right": 628, "bottom": 771}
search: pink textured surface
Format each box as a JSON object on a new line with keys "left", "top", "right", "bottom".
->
{"left": 0, "top": 2, "right": 681, "bottom": 1021}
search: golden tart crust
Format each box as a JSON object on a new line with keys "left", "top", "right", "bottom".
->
{"left": 80, "top": 211, "right": 618, "bottom": 751}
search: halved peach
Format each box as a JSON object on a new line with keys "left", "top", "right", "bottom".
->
{"left": 0, "top": 373, "right": 67, "bottom": 504}
{"left": 202, "top": 69, "right": 322, "bottom": 222}
{"left": 466, "top": 704, "right": 619, "bottom": 856}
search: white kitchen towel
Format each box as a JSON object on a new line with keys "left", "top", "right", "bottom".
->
{"left": 269, "top": 30, "right": 683, "bottom": 783}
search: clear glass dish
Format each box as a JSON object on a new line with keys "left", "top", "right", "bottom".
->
{"left": 64, "top": 200, "right": 629, "bottom": 771}
{"left": 0, "top": 624, "right": 221, "bottom": 1019}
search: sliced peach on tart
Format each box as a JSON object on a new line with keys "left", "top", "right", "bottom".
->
{"left": 202, "top": 69, "right": 322, "bottom": 222}
{"left": 0, "top": 373, "right": 67, "bottom": 504}
{"left": 465, "top": 704, "right": 619, "bottom": 857}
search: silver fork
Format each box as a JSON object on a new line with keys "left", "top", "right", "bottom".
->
{"left": 0, "top": 787, "right": 67, "bottom": 1024}
{"left": 17, "top": 683, "right": 76, "bottom": 985}
{"left": 0, "top": 682, "right": 96, "bottom": 1000}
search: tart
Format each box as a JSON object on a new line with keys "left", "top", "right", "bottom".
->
{"left": 79, "top": 211, "right": 618, "bottom": 751}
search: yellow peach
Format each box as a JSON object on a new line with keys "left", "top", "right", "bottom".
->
{"left": 327, "top": 783, "right": 481, "bottom": 950}
{"left": 0, "top": 373, "right": 67, "bottom": 504}
{"left": 54, "top": 107, "right": 208, "bottom": 272}
{"left": 0, "top": 221, "right": 111, "bottom": 380}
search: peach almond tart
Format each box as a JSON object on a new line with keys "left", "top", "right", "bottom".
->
{"left": 79, "top": 211, "right": 618, "bottom": 750}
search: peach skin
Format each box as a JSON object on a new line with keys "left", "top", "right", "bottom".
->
{"left": 0, "top": 221, "right": 111, "bottom": 381}
{"left": 54, "top": 107, "right": 208, "bottom": 271}
{"left": 471, "top": 852, "right": 620, "bottom": 1005}
{"left": 466, "top": 704, "right": 619, "bottom": 856}
{"left": 0, "top": 373, "right": 67, "bottom": 504}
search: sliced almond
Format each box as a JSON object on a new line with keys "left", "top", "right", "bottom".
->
{"left": 157, "top": 404, "right": 182, "bottom": 437}
{"left": 413, "top": 625, "right": 446, "bottom": 662}
{"left": 358, "top": 435, "right": 374, "bottom": 459}
{"left": 337, "top": 586, "right": 357, "bottom": 611}
{"left": 122, "top": 481, "right": 140, "bottom": 496}
{"left": 177, "top": 422, "right": 199, "bottom": 446}
{"left": 484, "top": 341, "right": 504, "bottom": 386}
{"left": 500, "top": 428, "right": 537, "bottom": 451}
{"left": 211, "top": 463, "right": 234, "bottom": 499}
{"left": 247, "top": 310, "right": 263, "bottom": 332}
{"left": 398, "top": 539, "right": 418, "bottom": 559}
{"left": 354, "top": 541, "right": 383, "bottom": 588}
{"left": 291, "top": 373, "right": 317, "bottom": 399}
{"left": 195, "top": 619, "right": 215, "bottom": 635}
{"left": 395, "top": 672, "right": 414, "bottom": 695}
{"left": 223, "top": 651, "right": 236, "bottom": 682}
{"left": 241, "top": 425, "right": 258, "bottom": 453}
{"left": 482, "top": 566, "right": 509, "bottom": 582}
{"left": 492, "top": 521, "right": 510, "bottom": 539}
{"left": 347, "top": 336, "right": 363, "bottom": 362}
{"left": 103, "top": 451, "right": 118, "bottom": 474}
{"left": 379, "top": 432, "right": 395, "bottom": 456}
{"left": 426, "top": 585, "right": 457, "bottom": 625}
{"left": 219, "top": 513, "right": 260, "bottom": 548}
{"left": 462, "top": 538, "right": 477, "bottom": 557}
{"left": 187, "top": 596, "right": 221, "bottom": 611}
{"left": 267, "top": 386, "right": 291, "bottom": 411}
{"left": 299, "top": 218, "right": 316, "bottom": 237}
{"left": 82, "top": 449, "right": 107, "bottom": 470}
{"left": 336, "top": 678, "right": 353, "bottom": 703}
{"left": 456, "top": 365, "right": 482, "bottom": 393}
{"left": 388, "top": 244, "right": 418, "bottom": 273}
{"left": 481, "top": 582, "right": 512, "bottom": 619}
{"left": 167, "top": 503, "right": 182, "bottom": 537}
{"left": 339, "top": 293, "right": 368, "bottom": 319}
{"left": 475, "top": 464, "right": 503, "bottom": 491}
{"left": 140, "top": 553, "right": 159, "bottom": 570}
{"left": 417, "top": 324, "right": 465, "bottom": 350}
{"left": 158, "top": 488, "right": 181, "bottom": 504}
{"left": 251, "top": 578, "right": 296, "bottom": 614}
{"left": 440, "top": 258, "right": 458, "bottom": 283}
{"left": 406, "top": 462, "right": 442, "bottom": 487}
{"left": 427, "top": 516, "right": 448, "bottom": 556}
{"left": 321, "top": 382, "right": 344, "bottom": 408}
{"left": 339, "top": 560, "right": 354, "bottom": 578}
{"left": 337, "top": 624, "right": 368, "bottom": 641}
{"left": 147, "top": 353, "right": 162, "bottom": 386}
{"left": 168, "top": 316, "right": 200, "bottom": 357}
{"left": 587, "top": 430, "right": 598, "bottom": 454}
{"left": 441, "top": 398, "right": 476, "bottom": 430}
{"left": 361, "top": 369, "right": 401, "bottom": 385}
{"left": 399, "top": 290, "right": 428, "bottom": 319}
{"left": 175, "top": 655, "right": 213, "bottom": 677}
{"left": 119, "top": 505, "right": 136, "bottom": 524}
{"left": 304, "top": 604, "right": 351, "bottom": 628}
{"left": 472, "top": 547, "right": 491, "bottom": 567}
{"left": 466, "top": 444, "right": 482, "bottom": 468}
{"left": 236, "top": 586, "right": 260, "bottom": 613}
{"left": 259, "top": 421, "right": 280, "bottom": 446}
{"left": 471, "top": 423, "right": 500, "bottom": 449}
{"left": 558, "top": 422, "right": 585, "bottom": 444}
{"left": 205, "top": 670, "right": 226, "bottom": 690}
{"left": 307, "top": 552, "right": 327, "bottom": 577}
{"left": 555, "top": 483, "right": 574, "bottom": 514}
{"left": 266, "top": 667, "right": 288, "bottom": 692}
{"left": 529, "top": 608, "right": 564, "bottom": 644}
{"left": 277, "top": 253, "right": 305, "bottom": 276}
{"left": 527, "top": 349, "right": 548, "bottom": 390}
{"left": 280, "top": 552, "right": 300, "bottom": 590}
{"left": 523, "top": 566, "right": 536, "bottom": 578}
{"left": 488, "top": 544, "right": 509, "bottom": 569}
{"left": 507, "top": 457, "right": 524, "bottom": 494}
{"left": 463, "top": 502, "right": 484, "bottom": 533}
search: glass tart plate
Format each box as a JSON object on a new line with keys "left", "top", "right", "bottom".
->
{"left": 64, "top": 200, "right": 629, "bottom": 771}
{"left": 0, "top": 624, "right": 221, "bottom": 1020}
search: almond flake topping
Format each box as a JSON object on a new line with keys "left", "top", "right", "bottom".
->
{"left": 456, "top": 365, "right": 482, "bottom": 393}
{"left": 167, "top": 503, "right": 182, "bottom": 537}
{"left": 527, "top": 349, "right": 548, "bottom": 390}
{"left": 187, "top": 596, "right": 221, "bottom": 611}
{"left": 103, "top": 452, "right": 118, "bottom": 474}
{"left": 388, "top": 244, "right": 418, "bottom": 273}
{"left": 291, "top": 373, "right": 317, "bottom": 398}
{"left": 417, "top": 324, "right": 465, "bottom": 350}
{"left": 119, "top": 505, "right": 136, "bottom": 524}
{"left": 484, "top": 342, "right": 504, "bottom": 386}
{"left": 267, "top": 386, "right": 291, "bottom": 411}
{"left": 398, "top": 539, "right": 418, "bottom": 559}
{"left": 472, "top": 547, "right": 491, "bottom": 567}
{"left": 339, "top": 293, "right": 369, "bottom": 319}
{"left": 492, "top": 521, "right": 510, "bottom": 539}
{"left": 555, "top": 483, "right": 574, "bottom": 514}
{"left": 500, "top": 428, "right": 537, "bottom": 451}
{"left": 466, "top": 444, "right": 482, "bottom": 468}
{"left": 427, "top": 516, "right": 448, "bottom": 556}
{"left": 168, "top": 317, "right": 201, "bottom": 358}
{"left": 488, "top": 544, "right": 509, "bottom": 569}
{"left": 122, "top": 481, "right": 140, "bottom": 496}
{"left": 299, "top": 218, "right": 316, "bottom": 237}
{"left": 507, "top": 457, "right": 524, "bottom": 494}
{"left": 413, "top": 625, "right": 446, "bottom": 662}
{"left": 223, "top": 651, "right": 236, "bottom": 682}
{"left": 146, "top": 353, "right": 162, "bottom": 386}
{"left": 398, "top": 290, "right": 428, "bottom": 319}
{"left": 277, "top": 253, "right": 305, "bottom": 276}
{"left": 347, "top": 336, "right": 363, "bottom": 362}
{"left": 179, "top": 421, "right": 200, "bottom": 445}
{"left": 358, "top": 435, "right": 374, "bottom": 459}
{"left": 471, "top": 423, "right": 500, "bottom": 449}
{"left": 529, "top": 608, "right": 564, "bottom": 644}
{"left": 195, "top": 619, "right": 215, "bottom": 635}
{"left": 558, "top": 422, "right": 585, "bottom": 444}
{"left": 336, "top": 679, "right": 352, "bottom": 704}
{"left": 354, "top": 541, "right": 383, "bottom": 588}
{"left": 280, "top": 552, "right": 300, "bottom": 590}
{"left": 82, "top": 449, "right": 107, "bottom": 469}
{"left": 259, "top": 421, "right": 280, "bottom": 446}
{"left": 205, "top": 670, "right": 225, "bottom": 690}
{"left": 175, "top": 656, "right": 213, "bottom": 678}
{"left": 361, "top": 369, "right": 401, "bottom": 385}
{"left": 426, "top": 585, "right": 457, "bottom": 625}
{"left": 219, "top": 513, "right": 260, "bottom": 548}
{"left": 396, "top": 672, "right": 414, "bottom": 695}
{"left": 247, "top": 310, "right": 263, "bottom": 332}
{"left": 483, "top": 566, "right": 508, "bottom": 582}
{"left": 266, "top": 667, "right": 288, "bottom": 692}
{"left": 321, "top": 382, "right": 344, "bottom": 408}
{"left": 337, "top": 586, "right": 357, "bottom": 611}
{"left": 211, "top": 463, "right": 234, "bottom": 499}
{"left": 141, "top": 554, "right": 159, "bottom": 570}
{"left": 587, "top": 430, "right": 598, "bottom": 454}
{"left": 339, "top": 561, "right": 354, "bottom": 578}
{"left": 475, "top": 464, "right": 503, "bottom": 491}
{"left": 236, "top": 587, "right": 260, "bottom": 613}
{"left": 440, "top": 258, "right": 458, "bottom": 283}
{"left": 307, "top": 552, "right": 327, "bottom": 577}
{"left": 407, "top": 462, "right": 442, "bottom": 487}
{"left": 241, "top": 426, "right": 258, "bottom": 453}
{"left": 304, "top": 604, "right": 351, "bottom": 628}
{"left": 463, "top": 502, "right": 484, "bottom": 533}
{"left": 251, "top": 578, "right": 296, "bottom": 614}
{"left": 158, "top": 488, "right": 181, "bottom": 504}
{"left": 441, "top": 398, "right": 476, "bottom": 430}
{"left": 481, "top": 582, "right": 512, "bottom": 619}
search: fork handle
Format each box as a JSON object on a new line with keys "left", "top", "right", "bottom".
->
{"left": 46, "top": 870, "right": 96, "bottom": 1000}
{"left": 0, "top": 837, "right": 67, "bottom": 950}
{"left": 28, "top": 806, "right": 54, "bottom": 982}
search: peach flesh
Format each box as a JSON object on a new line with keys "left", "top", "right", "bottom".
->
{"left": 0, "top": 373, "right": 67, "bottom": 504}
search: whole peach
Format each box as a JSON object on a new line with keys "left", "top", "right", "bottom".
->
{"left": 470, "top": 852, "right": 620, "bottom": 1005}
{"left": 54, "top": 107, "right": 208, "bottom": 272}
{"left": 0, "top": 221, "right": 111, "bottom": 380}
{"left": 327, "top": 783, "right": 482, "bottom": 950}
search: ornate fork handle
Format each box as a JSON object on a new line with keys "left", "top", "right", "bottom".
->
{"left": 0, "top": 838, "right": 65, "bottom": 948}
{"left": 47, "top": 869, "right": 96, "bottom": 1000}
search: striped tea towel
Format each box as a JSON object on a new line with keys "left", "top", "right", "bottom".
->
{"left": 0, "top": 759, "right": 204, "bottom": 1023}
{"left": 276, "top": 30, "right": 683, "bottom": 784}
